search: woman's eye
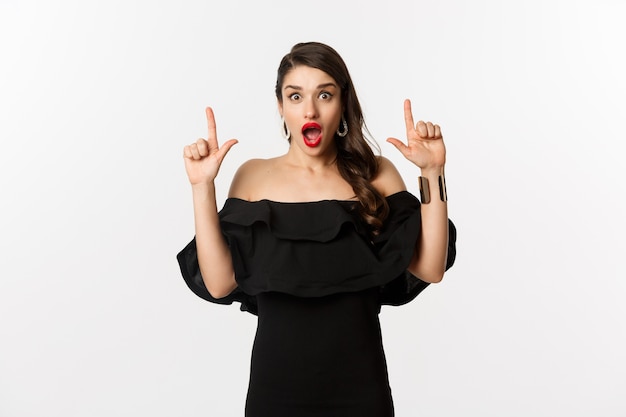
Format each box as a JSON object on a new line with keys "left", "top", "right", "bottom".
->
{"left": 319, "top": 92, "right": 332, "bottom": 100}
{"left": 289, "top": 93, "right": 301, "bottom": 101}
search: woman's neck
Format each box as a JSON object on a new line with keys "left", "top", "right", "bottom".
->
{"left": 283, "top": 145, "right": 338, "bottom": 172}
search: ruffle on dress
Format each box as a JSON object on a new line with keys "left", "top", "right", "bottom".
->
{"left": 177, "top": 191, "right": 456, "bottom": 315}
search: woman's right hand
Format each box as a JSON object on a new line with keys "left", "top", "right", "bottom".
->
{"left": 183, "top": 107, "right": 238, "bottom": 187}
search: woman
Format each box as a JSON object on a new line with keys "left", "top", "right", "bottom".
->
{"left": 177, "top": 42, "right": 456, "bottom": 417}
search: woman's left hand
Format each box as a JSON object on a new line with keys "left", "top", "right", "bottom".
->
{"left": 386, "top": 99, "right": 446, "bottom": 171}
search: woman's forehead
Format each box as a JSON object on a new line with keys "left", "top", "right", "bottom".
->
{"left": 282, "top": 66, "right": 337, "bottom": 89}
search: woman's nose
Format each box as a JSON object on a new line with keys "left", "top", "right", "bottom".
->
{"left": 304, "top": 99, "right": 318, "bottom": 119}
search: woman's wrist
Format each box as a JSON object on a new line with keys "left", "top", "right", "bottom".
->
{"left": 419, "top": 165, "right": 445, "bottom": 178}
{"left": 191, "top": 181, "right": 216, "bottom": 193}
{"left": 191, "top": 182, "right": 218, "bottom": 206}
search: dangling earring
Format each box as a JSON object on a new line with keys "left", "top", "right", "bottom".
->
{"left": 282, "top": 117, "right": 291, "bottom": 140}
{"left": 336, "top": 116, "right": 348, "bottom": 138}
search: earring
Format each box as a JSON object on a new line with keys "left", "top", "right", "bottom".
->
{"left": 282, "top": 117, "right": 291, "bottom": 140}
{"left": 336, "top": 116, "right": 348, "bottom": 137}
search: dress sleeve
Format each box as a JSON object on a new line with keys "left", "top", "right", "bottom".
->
{"left": 373, "top": 192, "right": 457, "bottom": 306}
{"left": 176, "top": 237, "right": 258, "bottom": 315}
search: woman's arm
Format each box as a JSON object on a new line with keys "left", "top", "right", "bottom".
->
{"left": 386, "top": 99, "right": 450, "bottom": 283}
{"left": 190, "top": 182, "right": 238, "bottom": 298}
{"left": 183, "top": 107, "right": 238, "bottom": 298}
{"left": 407, "top": 166, "right": 449, "bottom": 283}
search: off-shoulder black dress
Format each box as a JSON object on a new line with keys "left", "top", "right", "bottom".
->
{"left": 177, "top": 191, "right": 456, "bottom": 417}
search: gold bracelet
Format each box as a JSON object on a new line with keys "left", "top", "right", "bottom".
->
{"left": 438, "top": 174, "right": 448, "bottom": 202}
{"left": 418, "top": 176, "right": 431, "bottom": 204}
{"left": 418, "top": 175, "right": 447, "bottom": 204}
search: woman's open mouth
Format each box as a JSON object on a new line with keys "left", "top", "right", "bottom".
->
{"left": 301, "top": 122, "right": 322, "bottom": 148}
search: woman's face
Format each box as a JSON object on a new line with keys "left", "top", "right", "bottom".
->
{"left": 278, "top": 65, "right": 343, "bottom": 156}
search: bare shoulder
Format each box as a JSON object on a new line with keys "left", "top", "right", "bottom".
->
{"left": 371, "top": 156, "right": 407, "bottom": 197}
{"left": 228, "top": 158, "right": 276, "bottom": 200}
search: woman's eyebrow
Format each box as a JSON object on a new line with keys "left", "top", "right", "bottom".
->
{"left": 316, "top": 82, "right": 337, "bottom": 89}
{"left": 283, "top": 82, "right": 338, "bottom": 91}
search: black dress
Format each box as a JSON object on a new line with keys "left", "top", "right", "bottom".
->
{"left": 177, "top": 191, "right": 457, "bottom": 417}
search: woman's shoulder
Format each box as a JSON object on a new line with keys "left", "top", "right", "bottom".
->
{"left": 234, "top": 157, "right": 276, "bottom": 174}
{"left": 372, "top": 156, "right": 407, "bottom": 197}
{"left": 228, "top": 155, "right": 409, "bottom": 201}
{"left": 228, "top": 157, "right": 280, "bottom": 200}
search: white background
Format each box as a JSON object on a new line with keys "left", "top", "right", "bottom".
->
{"left": 1, "top": 0, "right": 625, "bottom": 416}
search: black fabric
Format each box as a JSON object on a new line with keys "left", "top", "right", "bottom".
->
{"left": 245, "top": 289, "right": 393, "bottom": 417}
{"left": 177, "top": 191, "right": 457, "bottom": 314}
{"left": 176, "top": 191, "right": 457, "bottom": 415}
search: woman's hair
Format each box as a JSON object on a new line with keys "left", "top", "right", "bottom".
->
{"left": 275, "top": 42, "right": 389, "bottom": 234}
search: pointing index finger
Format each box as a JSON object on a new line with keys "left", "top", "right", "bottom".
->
{"left": 205, "top": 106, "right": 218, "bottom": 146}
{"left": 403, "top": 99, "right": 415, "bottom": 135}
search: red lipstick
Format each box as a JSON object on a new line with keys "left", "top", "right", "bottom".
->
{"left": 301, "top": 122, "right": 322, "bottom": 148}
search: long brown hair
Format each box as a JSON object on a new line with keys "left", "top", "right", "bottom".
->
{"left": 275, "top": 42, "right": 389, "bottom": 233}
